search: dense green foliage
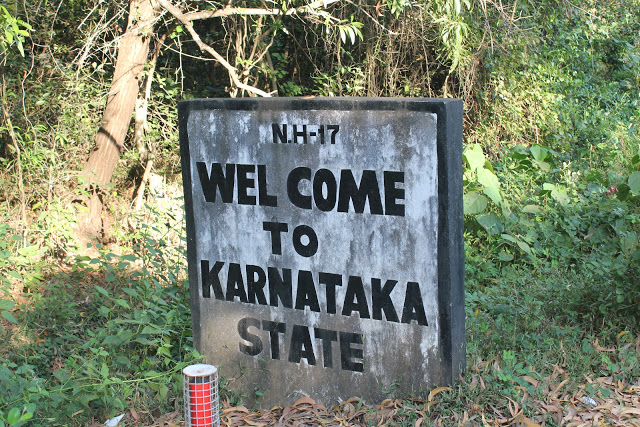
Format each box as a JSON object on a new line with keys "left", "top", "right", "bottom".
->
{"left": 1, "top": 0, "right": 639, "bottom": 424}
{"left": 464, "top": 0, "right": 640, "bottom": 322}
{"left": 1, "top": 214, "right": 196, "bottom": 424}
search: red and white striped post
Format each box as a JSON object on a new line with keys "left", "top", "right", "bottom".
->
{"left": 183, "top": 364, "right": 220, "bottom": 427}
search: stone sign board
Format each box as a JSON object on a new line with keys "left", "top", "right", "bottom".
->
{"left": 179, "top": 98, "right": 464, "bottom": 406}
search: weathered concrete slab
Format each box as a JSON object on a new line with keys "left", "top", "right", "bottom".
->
{"left": 179, "top": 98, "right": 464, "bottom": 407}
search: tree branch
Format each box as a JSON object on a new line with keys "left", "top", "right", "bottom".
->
{"left": 157, "top": 0, "right": 345, "bottom": 97}
{"left": 156, "top": 0, "right": 273, "bottom": 97}
{"left": 180, "top": 0, "right": 341, "bottom": 21}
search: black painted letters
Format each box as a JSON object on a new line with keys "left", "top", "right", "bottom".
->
{"left": 236, "top": 317, "right": 364, "bottom": 372}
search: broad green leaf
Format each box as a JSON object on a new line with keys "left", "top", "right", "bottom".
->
{"left": 135, "top": 337, "right": 153, "bottom": 345}
{"left": 123, "top": 288, "right": 138, "bottom": 297}
{"left": 501, "top": 203, "right": 512, "bottom": 217}
{"left": 482, "top": 185, "right": 502, "bottom": 205}
{"left": 533, "top": 159, "right": 551, "bottom": 171}
{"left": 53, "top": 368, "right": 71, "bottom": 382}
{"left": 29, "top": 272, "right": 44, "bottom": 282}
{"left": 476, "top": 167, "right": 501, "bottom": 205}
{"left": 511, "top": 144, "right": 529, "bottom": 159}
{"left": 102, "top": 334, "right": 123, "bottom": 346}
{"left": 628, "top": 171, "right": 640, "bottom": 194}
{"left": 522, "top": 205, "right": 542, "bottom": 214}
{"left": 501, "top": 233, "right": 532, "bottom": 255}
{"left": 118, "top": 329, "right": 134, "bottom": 343}
{"left": 158, "top": 384, "right": 169, "bottom": 400}
{"left": 17, "top": 245, "right": 38, "bottom": 256}
{"left": 0, "top": 299, "right": 15, "bottom": 310}
{"left": 77, "top": 393, "right": 99, "bottom": 407}
{"left": 501, "top": 233, "right": 518, "bottom": 244}
{"left": 100, "top": 362, "right": 109, "bottom": 379}
{"left": 498, "top": 251, "right": 514, "bottom": 262}
{"left": 115, "top": 299, "right": 130, "bottom": 309}
{"left": 348, "top": 27, "right": 356, "bottom": 44}
{"left": 543, "top": 183, "right": 569, "bottom": 207}
{"left": 8, "top": 271, "right": 22, "bottom": 280}
{"left": 477, "top": 168, "right": 500, "bottom": 189}
{"left": 157, "top": 345, "right": 171, "bottom": 357}
{"left": 617, "top": 183, "right": 631, "bottom": 201}
{"left": 463, "top": 192, "right": 487, "bottom": 214}
{"left": 516, "top": 240, "right": 532, "bottom": 255}
{"left": 115, "top": 355, "right": 131, "bottom": 368}
{"left": 551, "top": 189, "right": 569, "bottom": 207}
{"left": 140, "top": 325, "right": 160, "bottom": 335}
{"left": 463, "top": 144, "right": 486, "bottom": 171}
{"left": 476, "top": 213, "right": 503, "bottom": 235}
{"left": 530, "top": 145, "right": 548, "bottom": 162}
{"left": 463, "top": 169, "right": 475, "bottom": 182}
{"left": 620, "top": 232, "right": 637, "bottom": 254}
{"left": 94, "top": 285, "right": 109, "bottom": 297}
{"left": 585, "top": 171, "right": 602, "bottom": 183}
{"left": 7, "top": 407, "right": 20, "bottom": 425}
{"left": 483, "top": 160, "right": 494, "bottom": 172}
{"left": 1, "top": 310, "right": 17, "bottom": 323}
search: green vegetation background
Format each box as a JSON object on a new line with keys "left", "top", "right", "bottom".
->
{"left": 0, "top": 0, "right": 639, "bottom": 424}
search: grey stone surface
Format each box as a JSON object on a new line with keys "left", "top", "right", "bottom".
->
{"left": 179, "top": 98, "right": 464, "bottom": 407}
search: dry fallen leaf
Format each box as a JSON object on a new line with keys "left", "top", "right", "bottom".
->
{"left": 292, "top": 396, "right": 317, "bottom": 407}
{"left": 620, "top": 407, "right": 640, "bottom": 417}
{"left": 616, "top": 330, "right": 630, "bottom": 341}
{"left": 470, "top": 375, "right": 478, "bottom": 391}
{"left": 428, "top": 386, "right": 452, "bottom": 402}
{"left": 550, "top": 378, "right": 570, "bottom": 399}
{"left": 518, "top": 414, "right": 542, "bottom": 427}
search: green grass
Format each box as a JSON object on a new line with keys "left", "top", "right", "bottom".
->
{"left": 1, "top": 198, "right": 638, "bottom": 425}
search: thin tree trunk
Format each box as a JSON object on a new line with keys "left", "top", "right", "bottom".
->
{"left": 80, "top": 0, "right": 157, "bottom": 236}
{"left": 1, "top": 76, "right": 27, "bottom": 244}
{"left": 133, "top": 28, "right": 171, "bottom": 211}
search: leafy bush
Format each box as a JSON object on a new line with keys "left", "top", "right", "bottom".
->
{"left": 464, "top": 0, "right": 640, "bottom": 324}
{"left": 0, "top": 205, "right": 200, "bottom": 424}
